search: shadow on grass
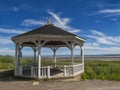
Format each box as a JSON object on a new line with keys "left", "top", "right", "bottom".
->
{"left": 0, "top": 70, "right": 40, "bottom": 82}
{"left": 0, "top": 70, "right": 14, "bottom": 81}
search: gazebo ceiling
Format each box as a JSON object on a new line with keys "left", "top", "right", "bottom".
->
{"left": 22, "top": 41, "right": 67, "bottom": 47}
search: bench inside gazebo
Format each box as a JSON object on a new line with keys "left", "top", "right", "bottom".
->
{"left": 11, "top": 20, "right": 85, "bottom": 79}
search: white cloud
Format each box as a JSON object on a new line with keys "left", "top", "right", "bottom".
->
{"left": 91, "top": 30, "right": 104, "bottom": 36}
{"left": 84, "top": 30, "right": 120, "bottom": 55}
{"left": 0, "top": 48, "right": 14, "bottom": 55}
{"left": 99, "top": 9, "right": 120, "bottom": 14}
{"left": 0, "top": 36, "right": 13, "bottom": 44}
{"left": 86, "top": 30, "right": 120, "bottom": 45}
{"left": 22, "top": 19, "right": 45, "bottom": 26}
{"left": 0, "top": 28, "right": 25, "bottom": 34}
{"left": 48, "top": 10, "right": 70, "bottom": 28}
{"left": 21, "top": 10, "right": 81, "bottom": 33}
{"left": 84, "top": 43, "right": 120, "bottom": 55}
{"left": 98, "top": 9, "right": 120, "bottom": 17}
{"left": 0, "top": 28, "right": 25, "bottom": 45}
{"left": 48, "top": 10, "right": 81, "bottom": 33}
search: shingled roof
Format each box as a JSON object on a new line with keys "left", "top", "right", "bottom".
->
{"left": 13, "top": 24, "right": 77, "bottom": 38}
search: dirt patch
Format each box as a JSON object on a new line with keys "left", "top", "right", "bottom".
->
{"left": 0, "top": 80, "right": 119, "bottom": 90}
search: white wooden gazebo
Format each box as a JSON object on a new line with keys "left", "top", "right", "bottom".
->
{"left": 12, "top": 20, "right": 85, "bottom": 79}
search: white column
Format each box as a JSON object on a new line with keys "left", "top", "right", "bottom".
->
{"left": 38, "top": 41, "right": 41, "bottom": 79}
{"left": 53, "top": 49, "right": 56, "bottom": 67}
{"left": 51, "top": 47, "right": 58, "bottom": 67}
{"left": 71, "top": 43, "right": 74, "bottom": 65}
{"left": 18, "top": 48, "right": 20, "bottom": 66}
{"left": 63, "top": 65, "right": 66, "bottom": 76}
{"left": 81, "top": 46, "right": 84, "bottom": 64}
{"left": 33, "top": 47, "right": 36, "bottom": 66}
{"left": 71, "top": 48, "right": 74, "bottom": 65}
{"left": 47, "top": 66, "right": 50, "bottom": 78}
{"left": 15, "top": 44, "right": 18, "bottom": 76}
{"left": 15, "top": 43, "right": 21, "bottom": 76}
{"left": 81, "top": 46, "right": 84, "bottom": 72}
{"left": 53, "top": 47, "right": 58, "bottom": 67}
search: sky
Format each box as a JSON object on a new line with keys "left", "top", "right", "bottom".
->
{"left": 0, "top": 0, "right": 120, "bottom": 56}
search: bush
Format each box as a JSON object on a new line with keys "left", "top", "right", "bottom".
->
{"left": 0, "top": 55, "right": 14, "bottom": 69}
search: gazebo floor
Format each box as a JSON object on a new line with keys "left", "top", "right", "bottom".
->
{"left": 22, "top": 68, "right": 64, "bottom": 78}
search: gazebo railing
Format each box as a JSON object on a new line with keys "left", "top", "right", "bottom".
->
{"left": 63, "top": 64, "right": 84, "bottom": 77}
{"left": 16, "top": 66, "right": 22, "bottom": 76}
{"left": 73, "top": 64, "right": 84, "bottom": 75}
{"left": 31, "top": 66, "right": 50, "bottom": 78}
{"left": 16, "top": 64, "right": 83, "bottom": 78}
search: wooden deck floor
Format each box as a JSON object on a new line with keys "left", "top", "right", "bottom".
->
{"left": 22, "top": 68, "right": 64, "bottom": 78}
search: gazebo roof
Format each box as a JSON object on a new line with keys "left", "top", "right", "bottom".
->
{"left": 14, "top": 24, "right": 76, "bottom": 38}
{"left": 12, "top": 22, "right": 85, "bottom": 47}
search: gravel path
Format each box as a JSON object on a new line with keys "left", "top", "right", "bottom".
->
{"left": 0, "top": 80, "right": 120, "bottom": 90}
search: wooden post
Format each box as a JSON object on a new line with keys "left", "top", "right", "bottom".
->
{"left": 15, "top": 44, "right": 18, "bottom": 76}
{"left": 18, "top": 48, "right": 20, "bottom": 66}
{"left": 81, "top": 46, "right": 84, "bottom": 72}
{"left": 63, "top": 65, "right": 66, "bottom": 76}
{"left": 71, "top": 43, "right": 74, "bottom": 65}
{"left": 51, "top": 47, "right": 58, "bottom": 67}
{"left": 53, "top": 49, "right": 56, "bottom": 67}
{"left": 53, "top": 47, "right": 58, "bottom": 67}
{"left": 71, "top": 48, "right": 74, "bottom": 65}
{"left": 47, "top": 66, "right": 50, "bottom": 78}
{"left": 38, "top": 41, "right": 41, "bottom": 79}
{"left": 31, "top": 67, "right": 33, "bottom": 77}
{"left": 15, "top": 43, "right": 21, "bottom": 76}
{"left": 33, "top": 47, "right": 36, "bottom": 66}
{"left": 20, "top": 66, "right": 22, "bottom": 76}
{"left": 81, "top": 46, "right": 84, "bottom": 64}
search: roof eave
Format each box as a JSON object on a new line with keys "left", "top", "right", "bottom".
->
{"left": 75, "top": 36, "right": 86, "bottom": 42}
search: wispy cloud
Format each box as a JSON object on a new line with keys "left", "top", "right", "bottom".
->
{"left": 22, "top": 19, "right": 45, "bottom": 26}
{"left": 0, "top": 28, "right": 25, "bottom": 34}
{"left": 48, "top": 10, "right": 81, "bottom": 33}
{"left": 0, "top": 28, "right": 25, "bottom": 45}
{"left": 0, "top": 47, "right": 15, "bottom": 56}
{"left": 0, "top": 36, "right": 13, "bottom": 44}
{"left": 86, "top": 30, "right": 120, "bottom": 46}
{"left": 84, "top": 30, "right": 120, "bottom": 55}
{"left": 84, "top": 43, "right": 120, "bottom": 55}
{"left": 22, "top": 10, "right": 81, "bottom": 33}
{"left": 99, "top": 9, "right": 120, "bottom": 14}
{"left": 98, "top": 9, "right": 120, "bottom": 17}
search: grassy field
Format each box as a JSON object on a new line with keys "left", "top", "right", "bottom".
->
{"left": 0, "top": 55, "right": 120, "bottom": 81}
{"left": 82, "top": 60, "right": 120, "bottom": 81}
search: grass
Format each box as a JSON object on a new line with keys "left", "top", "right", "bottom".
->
{"left": 81, "top": 60, "right": 120, "bottom": 81}
{"left": 0, "top": 70, "right": 14, "bottom": 79}
{"left": 0, "top": 55, "right": 120, "bottom": 81}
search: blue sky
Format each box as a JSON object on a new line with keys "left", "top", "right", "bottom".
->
{"left": 0, "top": 0, "right": 120, "bottom": 56}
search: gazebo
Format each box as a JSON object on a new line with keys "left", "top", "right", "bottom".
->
{"left": 12, "top": 20, "right": 85, "bottom": 79}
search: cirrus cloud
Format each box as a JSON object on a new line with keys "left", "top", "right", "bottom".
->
{"left": 86, "top": 30, "right": 120, "bottom": 46}
{"left": 98, "top": 9, "right": 120, "bottom": 17}
{"left": 21, "top": 10, "right": 81, "bottom": 33}
{"left": 0, "top": 28, "right": 25, "bottom": 34}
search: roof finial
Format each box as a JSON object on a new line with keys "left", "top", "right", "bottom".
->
{"left": 47, "top": 18, "right": 52, "bottom": 25}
